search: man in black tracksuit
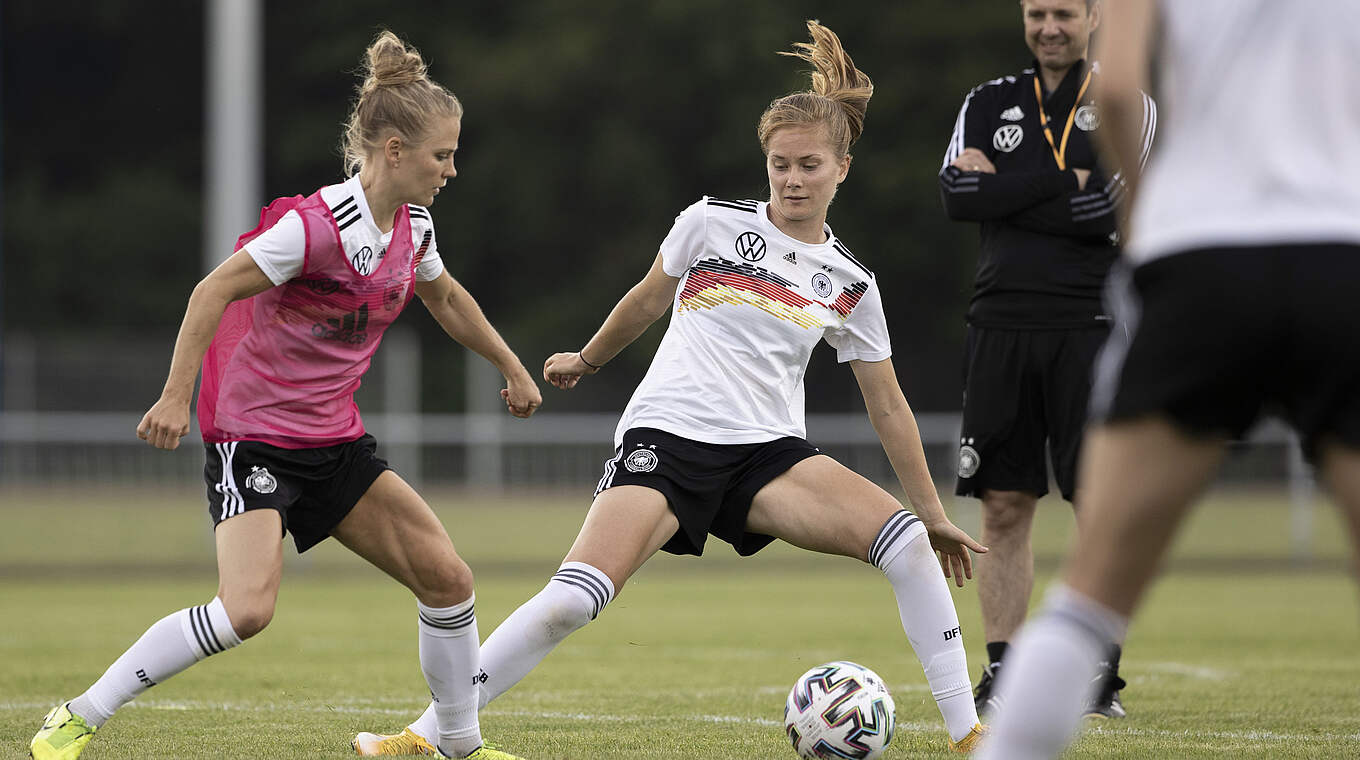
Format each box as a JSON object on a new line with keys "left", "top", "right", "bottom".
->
{"left": 938, "top": 0, "right": 1155, "bottom": 719}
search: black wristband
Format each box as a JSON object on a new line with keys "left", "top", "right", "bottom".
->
{"left": 578, "top": 351, "right": 602, "bottom": 370}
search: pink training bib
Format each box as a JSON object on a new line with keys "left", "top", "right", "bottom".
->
{"left": 197, "top": 191, "right": 423, "bottom": 448}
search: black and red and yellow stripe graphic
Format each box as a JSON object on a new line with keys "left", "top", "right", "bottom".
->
{"left": 678, "top": 259, "right": 867, "bottom": 328}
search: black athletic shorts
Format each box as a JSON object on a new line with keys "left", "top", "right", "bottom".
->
{"left": 1090, "top": 243, "right": 1360, "bottom": 460}
{"left": 596, "top": 427, "right": 822, "bottom": 557}
{"left": 203, "top": 433, "right": 390, "bottom": 553}
{"left": 956, "top": 324, "right": 1110, "bottom": 502}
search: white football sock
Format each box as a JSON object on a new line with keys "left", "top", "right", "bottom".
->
{"left": 407, "top": 562, "right": 615, "bottom": 743}
{"left": 417, "top": 596, "right": 482, "bottom": 759}
{"left": 974, "top": 584, "right": 1129, "bottom": 760}
{"left": 870, "top": 511, "right": 977, "bottom": 742}
{"left": 69, "top": 597, "right": 242, "bottom": 727}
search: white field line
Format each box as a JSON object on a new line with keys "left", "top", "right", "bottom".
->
{"left": 4, "top": 698, "right": 1358, "bottom": 743}
{"left": 1135, "top": 661, "right": 1234, "bottom": 682}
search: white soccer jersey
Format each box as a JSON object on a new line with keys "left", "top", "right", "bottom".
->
{"left": 1128, "top": 0, "right": 1360, "bottom": 264}
{"left": 615, "top": 197, "right": 892, "bottom": 446}
{"left": 244, "top": 174, "right": 445, "bottom": 285}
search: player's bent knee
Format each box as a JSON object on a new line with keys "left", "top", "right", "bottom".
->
{"left": 412, "top": 556, "right": 475, "bottom": 608}
{"left": 220, "top": 597, "right": 275, "bottom": 640}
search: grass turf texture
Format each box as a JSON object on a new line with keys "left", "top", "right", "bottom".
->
{"left": 2, "top": 485, "right": 1357, "bottom": 759}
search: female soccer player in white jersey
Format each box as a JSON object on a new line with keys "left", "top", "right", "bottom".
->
{"left": 357, "top": 21, "right": 989, "bottom": 756}
{"left": 30, "top": 31, "right": 535, "bottom": 760}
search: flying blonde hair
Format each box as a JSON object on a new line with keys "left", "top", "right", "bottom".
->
{"left": 758, "top": 20, "right": 874, "bottom": 157}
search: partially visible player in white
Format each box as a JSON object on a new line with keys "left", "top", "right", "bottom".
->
{"left": 357, "top": 20, "right": 990, "bottom": 756}
{"left": 976, "top": 1, "right": 1360, "bottom": 757}
{"left": 30, "top": 31, "right": 538, "bottom": 760}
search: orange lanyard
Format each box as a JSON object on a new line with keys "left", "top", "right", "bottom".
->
{"left": 1033, "top": 69, "right": 1092, "bottom": 171}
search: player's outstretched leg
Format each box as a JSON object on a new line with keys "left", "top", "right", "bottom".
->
{"left": 32, "top": 598, "right": 247, "bottom": 755}
{"left": 32, "top": 508, "right": 274, "bottom": 759}
{"left": 354, "top": 485, "right": 671, "bottom": 756}
{"left": 869, "top": 510, "right": 982, "bottom": 746}
{"left": 30, "top": 598, "right": 247, "bottom": 759}
{"left": 361, "top": 561, "right": 617, "bottom": 755}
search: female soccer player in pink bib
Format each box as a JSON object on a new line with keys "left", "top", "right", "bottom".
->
{"left": 30, "top": 31, "right": 535, "bottom": 760}
{"left": 360, "top": 21, "right": 989, "bottom": 756}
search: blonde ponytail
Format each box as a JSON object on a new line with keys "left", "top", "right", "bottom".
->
{"left": 758, "top": 21, "right": 874, "bottom": 156}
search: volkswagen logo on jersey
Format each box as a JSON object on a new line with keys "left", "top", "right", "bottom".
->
{"left": 993, "top": 124, "right": 1024, "bottom": 153}
{"left": 624, "top": 448, "right": 659, "bottom": 473}
{"left": 245, "top": 466, "right": 278, "bottom": 494}
{"left": 811, "top": 272, "right": 834, "bottom": 298}
{"left": 353, "top": 246, "right": 375, "bottom": 275}
{"left": 735, "top": 231, "right": 766, "bottom": 262}
{"left": 1075, "top": 105, "right": 1101, "bottom": 131}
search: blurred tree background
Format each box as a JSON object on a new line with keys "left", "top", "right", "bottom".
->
{"left": 2, "top": 0, "right": 1026, "bottom": 415}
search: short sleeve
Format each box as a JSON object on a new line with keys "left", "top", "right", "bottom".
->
{"left": 823, "top": 278, "right": 893, "bottom": 363}
{"left": 243, "top": 210, "right": 306, "bottom": 285}
{"left": 414, "top": 221, "right": 445, "bottom": 282}
{"left": 658, "top": 199, "right": 709, "bottom": 277}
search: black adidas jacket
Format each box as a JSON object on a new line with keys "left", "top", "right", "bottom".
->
{"left": 939, "top": 60, "right": 1156, "bottom": 328}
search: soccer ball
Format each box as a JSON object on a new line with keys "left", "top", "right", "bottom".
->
{"left": 784, "top": 661, "right": 896, "bottom": 759}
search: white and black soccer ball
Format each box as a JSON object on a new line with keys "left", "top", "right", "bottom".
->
{"left": 784, "top": 661, "right": 896, "bottom": 759}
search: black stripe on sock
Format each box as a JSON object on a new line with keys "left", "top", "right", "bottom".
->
{"left": 869, "top": 511, "right": 921, "bottom": 569}
{"left": 555, "top": 568, "right": 610, "bottom": 608}
{"left": 189, "top": 606, "right": 217, "bottom": 656}
{"left": 187, "top": 606, "right": 210, "bottom": 656}
{"left": 869, "top": 511, "right": 909, "bottom": 566}
{"left": 200, "top": 606, "right": 226, "bottom": 653}
{"left": 873, "top": 516, "right": 921, "bottom": 567}
{"left": 419, "top": 608, "right": 476, "bottom": 631}
{"left": 550, "top": 575, "right": 606, "bottom": 619}
{"left": 553, "top": 569, "right": 608, "bottom": 610}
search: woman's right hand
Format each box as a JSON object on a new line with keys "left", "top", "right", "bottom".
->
{"left": 543, "top": 351, "right": 598, "bottom": 390}
{"left": 137, "top": 394, "right": 192, "bottom": 450}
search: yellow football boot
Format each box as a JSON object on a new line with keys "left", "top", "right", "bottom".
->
{"left": 462, "top": 741, "right": 526, "bottom": 760}
{"left": 352, "top": 727, "right": 440, "bottom": 756}
{"left": 948, "top": 722, "right": 989, "bottom": 753}
{"left": 30, "top": 703, "right": 97, "bottom": 760}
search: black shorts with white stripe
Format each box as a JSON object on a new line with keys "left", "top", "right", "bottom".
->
{"left": 596, "top": 427, "right": 821, "bottom": 557}
{"left": 1091, "top": 243, "right": 1360, "bottom": 460}
{"left": 202, "top": 433, "right": 389, "bottom": 552}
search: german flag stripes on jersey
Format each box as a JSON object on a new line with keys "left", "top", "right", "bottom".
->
{"left": 678, "top": 258, "right": 869, "bottom": 328}
{"left": 614, "top": 197, "right": 891, "bottom": 447}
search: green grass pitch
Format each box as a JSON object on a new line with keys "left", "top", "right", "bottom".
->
{"left": 2, "top": 485, "right": 1357, "bottom": 758}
